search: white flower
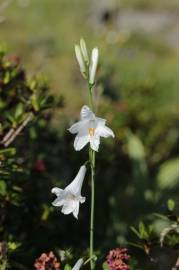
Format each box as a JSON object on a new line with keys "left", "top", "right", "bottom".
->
{"left": 72, "top": 258, "right": 84, "bottom": 270}
{"left": 51, "top": 165, "right": 86, "bottom": 219}
{"left": 68, "top": 105, "right": 114, "bottom": 152}
{"left": 75, "top": 45, "right": 86, "bottom": 76}
{"left": 89, "top": 48, "right": 99, "bottom": 85}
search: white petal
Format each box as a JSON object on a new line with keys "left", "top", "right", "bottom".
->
{"left": 52, "top": 197, "right": 65, "bottom": 207}
{"left": 68, "top": 121, "right": 84, "bottom": 134}
{"left": 73, "top": 202, "right": 80, "bottom": 219}
{"left": 96, "top": 125, "right": 115, "bottom": 138}
{"left": 90, "top": 135, "right": 100, "bottom": 151}
{"left": 66, "top": 166, "right": 86, "bottom": 196}
{"left": 51, "top": 187, "right": 63, "bottom": 196}
{"left": 74, "top": 135, "right": 89, "bottom": 151}
{"left": 89, "top": 48, "right": 99, "bottom": 85}
{"left": 96, "top": 117, "right": 106, "bottom": 125}
{"left": 51, "top": 189, "right": 68, "bottom": 206}
{"left": 80, "top": 105, "right": 94, "bottom": 120}
{"left": 72, "top": 259, "right": 84, "bottom": 270}
{"left": 61, "top": 200, "right": 77, "bottom": 215}
{"left": 80, "top": 196, "right": 86, "bottom": 204}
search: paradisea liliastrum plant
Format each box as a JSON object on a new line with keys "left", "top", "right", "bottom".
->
{"left": 51, "top": 38, "right": 114, "bottom": 270}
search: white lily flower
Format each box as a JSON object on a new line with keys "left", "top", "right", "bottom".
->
{"left": 68, "top": 105, "right": 114, "bottom": 152}
{"left": 72, "top": 258, "right": 84, "bottom": 270}
{"left": 75, "top": 45, "right": 86, "bottom": 76}
{"left": 80, "top": 38, "right": 89, "bottom": 64}
{"left": 51, "top": 165, "right": 86, "bottom": 219}
{"left": 89, "top": 48, "right": 99, "bottom": 85}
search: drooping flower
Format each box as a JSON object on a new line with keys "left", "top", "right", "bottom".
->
{"left": 72, "top": 258, "right": 84, "bottom": 270}
{"left": 106, "top": 248, "right": 131, "bottom": 270}
{"left": 68, "top": 105, "right": 114, "bottom": 152}
{"left": 89, "top": 48, "right": 99, "bottom": 85}
{"left": 34, "top": 251, "right": 60, "bottom": 270}
{"left": 51, "top": 165, "right": 86, "bottom": 219}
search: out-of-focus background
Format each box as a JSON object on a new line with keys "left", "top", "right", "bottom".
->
{"left": 1, "top": 0, "right": 179, "bottom": 269}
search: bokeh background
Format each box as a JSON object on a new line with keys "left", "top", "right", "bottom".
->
{"left": 1, "top": 0, "right": 179, "bottom": 269}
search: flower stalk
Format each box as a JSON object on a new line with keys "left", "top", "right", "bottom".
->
{"left": 89, "top": 148, "right": 95, "bottom": 270}
{"left": 88, "top": 80, "right": 96, "bottom": 270}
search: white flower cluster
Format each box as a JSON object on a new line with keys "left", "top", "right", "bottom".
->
{"left": 51, "top": 39, "right": 114, "bottom": 219}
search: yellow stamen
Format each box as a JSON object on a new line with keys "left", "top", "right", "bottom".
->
{"left": 88, "top": 128, "right": 95, "bottom": 137}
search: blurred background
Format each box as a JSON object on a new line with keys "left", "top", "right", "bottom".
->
{"left": 0, "top": 0, "right": 179, "bottom": 269}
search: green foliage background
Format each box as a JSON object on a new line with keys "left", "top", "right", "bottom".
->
{"left": 0, "top": 0, "right": 179, "bottom": 269}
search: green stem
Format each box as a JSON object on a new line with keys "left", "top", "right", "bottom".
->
{"left": 89, "top": 148, "right": 95, "bottom": 270}
{"left": 87, "top": 80, "right": 96, "bottom": 270}
{"left": 88, "top": 82, "right": 94, "bottom": 112}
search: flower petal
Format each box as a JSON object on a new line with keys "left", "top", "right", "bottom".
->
{"left": 52, "top": 197, "right": 65, "bottom": 207}
{"left": 80, "top": 105, "right": 94, "bottom": 120}
{"left": 80, "top": 196, "right": 86, "bottom": 204}
{"left": 66, "top": 166, "right": 86, "bottom": 196}
{"left": 74, "top": 135, "right": 89, "bottom": 151}
{"left": 61, "top": 200, "right": 77, "bottom": 215}
{"left": 68, "top": 121, "right": 84, "bottom": 134}
{"left": 51, "top": 187, "right": 63, "bottom": 196}
{"left": 90, "top": 135, "right": 100, "bottom": 151}
{"left": 96, "top": 117, "right": 106, "bottom": 126}
{"left": 96, "top": 125, "right": 115, "bottom": 138}
{"left": 73, "top": 202, "right": 80, "bottom": 219}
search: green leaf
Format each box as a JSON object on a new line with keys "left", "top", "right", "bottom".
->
{"left": 127, "top": 132, "right": 145, "bottom": 160}
{"left": 64, "top": 264, "right": 72, "bottom": 270}
{"left": 102, "top": 262, "right": 109, "bottom": 270}
{"left": 130, "top": 226, "right": 140, "bottom": 238}
{"left": 127, "top": 131, "right": 148, "bottom": 178}
{"left": 0, "top": 148, "right": 16, "bottom": 155}
{"left": 0, "top": 180, "right": 7, "bottom": 196}
{"left": 31, "top": 94, "right": 39, "bottom": 111}
{"left": 139, "top": 222, "right": 149, "bottom": 240}
{"left": 15, "top": 103, "right": 24, "bottom": 120}
{"left": 167, "top": 199, "right": 175, "bottom": 211}
{"left": 157, "top": 158, "right": 179, "bottom": 189}
{"left": 3, "top": 71, "right": 10, "bottom": 84}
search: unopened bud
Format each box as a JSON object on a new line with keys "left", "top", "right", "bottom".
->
{"left": 89, "top": 48, "right": 99, "bottom": 85}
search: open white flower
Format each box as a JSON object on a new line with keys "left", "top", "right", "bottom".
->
{"left": 72, "top": 258, "right": 84, "bottom": 270}
{"left": 68, "top": 105, "right": 114, "bottom": 152}
{"left": 51, "top": 165, "right": 86, "bottom": 219}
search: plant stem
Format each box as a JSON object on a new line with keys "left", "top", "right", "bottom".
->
{"left": 88, "top": 81, "right": 96, "bottom": 270}
{"left": 88, "top": 82, "right": 94, "bottom": 111}
{"left": 89, "top": 148, "right": 95, "bottom": 270}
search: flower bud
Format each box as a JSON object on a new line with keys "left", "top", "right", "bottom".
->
{"left": 80, "top": 38, "right": 89, "bottom": 64}
{"left": 89, "top": 48, "right": 99, "bottom": 85}
{"left": 74, "top": 45, "right": 86, "bottom": 77}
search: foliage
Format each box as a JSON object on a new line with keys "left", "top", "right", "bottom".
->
{"left": 0, "top": 47, "right": 63, "bottom": 269}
